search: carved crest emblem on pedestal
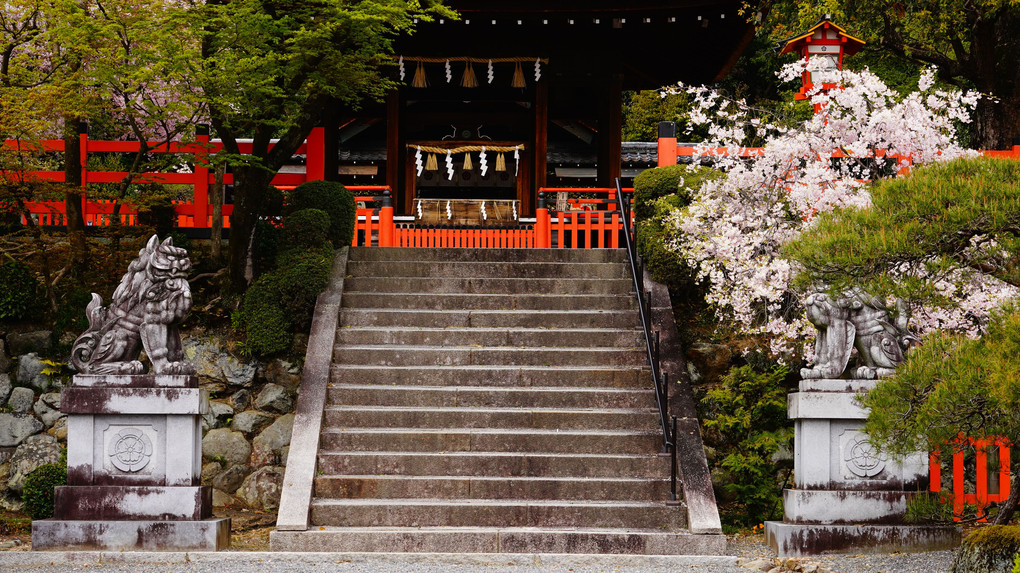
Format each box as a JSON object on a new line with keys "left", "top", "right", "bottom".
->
{"left": 840, "top": 430, "right": 888, "bottom": 479}
{"left": 109, "top": 427, "right": 154, "bottom": 473}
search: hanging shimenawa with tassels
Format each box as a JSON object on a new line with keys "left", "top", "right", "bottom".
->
{"left": 410, "top": 144, "right": 524, "bottom": 179}
{"left": 397, "top": 56, "right": 547, "bottom": 88}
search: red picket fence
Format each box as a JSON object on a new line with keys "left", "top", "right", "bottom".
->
{"left": 930, "top": 437, "right": 1012, "bottom": 522}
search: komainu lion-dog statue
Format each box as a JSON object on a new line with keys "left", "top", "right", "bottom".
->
{"left": 70, "top": 235, "right": 196, "bottom": 375}
{"left": 800, "top": 290, "right": 917, "bottom": 380}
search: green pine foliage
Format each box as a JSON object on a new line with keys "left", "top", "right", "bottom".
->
{"left": 700, "top": 363, "right": 794, "bottom": 527}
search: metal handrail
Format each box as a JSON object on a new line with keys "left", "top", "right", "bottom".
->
{"left": 615, "top": 179, "right": 678, "bottom": 501}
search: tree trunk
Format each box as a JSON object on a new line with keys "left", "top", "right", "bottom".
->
{"left": 62, "top": 117, "right": 88, "bottom": 282}
{"left": 211, "top": 164, "right": 224, "bottom": 263}
{"left": 969, "top": 8, "right": 1020, "bottom": 150}
{"left": 992, "top": 462, "right": 1020, "bottom": 525}
{"left": 227, "top": 166, "right": 274, "bottom": 291}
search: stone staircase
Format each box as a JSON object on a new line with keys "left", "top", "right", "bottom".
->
{"left": 271, "top": 247, "right": 724, "bottom": 555}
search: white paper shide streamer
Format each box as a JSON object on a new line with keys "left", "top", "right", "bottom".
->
{"left": 480, "top": 201, "right": 487, "bottom": 220}
{"left": 534, "top": 58, "right": 542, "bottom": 81}
{"left": 446, "top": 200, "right": 452, "bottom": 220}
{"left": 399, "top": 56, "right": 405, "bottom": 81}
{"left": 514, "top": 148, "right": 520, "bottom": 176}
{"left": 445, "top": 59, "right": 452, "bottom": 83}
{"left": 417, "top": 200, "right": 423, "bottom": 219}
{"left": 479, "top": 146, "right": 488, "bottom": 176}
{"left": 487, "top": 60, "right": 494, "bottom": 84}
{"left": 445, "top": 151, "right": 454, "bottom": 180}
{"left": 414, "top": 146, "right": 423, "bottom": 176}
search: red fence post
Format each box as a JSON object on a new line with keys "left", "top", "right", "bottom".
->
{"left": 657, "top": 121, "right": 677, "bottom": 167}
{"left": 306, "top": 126, "right": 325, "bottom": 182}
{"left": 378, "top": 188, "right": 395, "bottom": 247}
{"left": 79, "top": 125, "right": 89, "bottom": 224}
{"left": 193, "top": 125, "right": 210, "bottom": 228}
{"left": 535, "top": 191, "right": 551, "bottom": 248}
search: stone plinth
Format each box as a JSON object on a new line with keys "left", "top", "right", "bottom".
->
{"left": 32, "top": 375, "right": 229, "bottom": 551}
{"left": 765, "top": 379, "right": 959, "bottom": 556}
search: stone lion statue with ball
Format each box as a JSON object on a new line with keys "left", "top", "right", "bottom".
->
{"left": 70, "top": 235, "right": 195, "bottom": 376}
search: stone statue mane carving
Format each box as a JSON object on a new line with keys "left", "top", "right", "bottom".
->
{"left": 70, "top": 235, "right": 196, "bottom": 375}
{"left": 800, "top": 290, "right": 916, "bottom": 380}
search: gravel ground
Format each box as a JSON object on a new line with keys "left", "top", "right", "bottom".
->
{"left": 0, "top": 532, "right": 960, "bottom": 573}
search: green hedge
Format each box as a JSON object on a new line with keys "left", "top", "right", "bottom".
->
{"left": 287, "top": 181, "right": 356, "bottom": 247}
{"left": 22, "top": 450, "right": 67, "bottom": 520}
{"left": 0, "top": 261, "right": 41, "bottom": 321}
{"left": 281, "top": 208, "right": 331, "bottom": 251}
{"left": 633, "top": 164, "right": 718, "bottom": 220}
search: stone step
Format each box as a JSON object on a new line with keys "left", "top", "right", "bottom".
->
{"left": 339, "top": 308, "right": 641, "bottom": 329}
{"left": 318, "top": 428, "right": 662, "bottom": 454}
{"left": 340, "top": 292, "right": 637, "bottom": 312}
{"left": 313, "top": 475, "right": 671, "bottom": 501}
{"left": 345, "top": 260, "right": 631, "bottom": 280}
{"left": 329, "top": 365, "right": 651, "bottom": 388}
{"left": 349, "top": 246, "right": 630, "bottom": 264}
{"left": 270, "top": 526, "right": 724, "bottom": 555}
{"left": 327, "top": 384, "right": 655, "bottom": 409}
{"left": 343, "top": 276, "right": 635, "bottom": 295}
{"left": 315, "top": 452, "right": 667, "bottom": 479}
{"left": 334, "top": 327, "right": 644, "bottom": 348}
{"left": 308, "top": 499, "right": 686, "bottom": 529}
{"left": 322, "top": 406, "right": 658, "bottom": 431}
{"left": 332, "top": 345, "right": 647, "bottom": 367}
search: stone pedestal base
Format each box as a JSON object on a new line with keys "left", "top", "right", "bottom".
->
{"left": 765, "top": 521, "right": 960, "bottom": 557}
{"left": 32, "top": 517, "right": 231, "bottom": 551}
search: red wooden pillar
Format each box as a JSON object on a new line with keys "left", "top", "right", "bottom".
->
{"left": 657, "top": 121, "right": 677, "bottom": 167}
{"left": 378, "top": 189, "right": 395, "bottom": 247}
{"left": 306, "top": 127, "right": 326, "bottom": 182}
{"left": 79, "top": 125, "right": 89, "bottom": 224}
{"left": 535, "top": 192, "right": 551, "bottom": 249}
{"left": 193, "top": 125, "right": 210, "bottom": 228}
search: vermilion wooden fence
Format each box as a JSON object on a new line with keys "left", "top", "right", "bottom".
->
{"left": 930, "top": 437, "right": 1011, "bottom": 522}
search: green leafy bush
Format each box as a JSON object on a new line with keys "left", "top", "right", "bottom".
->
{"left": 287, "top": 181, "right": 356, "bottom": 246}
{"left": 281, "top": 208, "right": 331, "bottom": 251}
{"left": 239, "top": 276, "right": 293, "bottom": 357}
{"left": 632, "top": 164, "right": 718, "bottom": 220}
{"left": 55, "top": 288, "right": 93, "bottom": 333}
{"left": 700, "top": 362, "right": 794, "bottom": 527}
{"left": 0, "top": 260, "right": 41, "bottom": 321}
{"left": 22, "top": 451, "right": 67, "bottom": 520}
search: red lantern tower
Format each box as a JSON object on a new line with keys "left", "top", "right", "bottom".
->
{"left": 779, "top": 15, "right": 865, "bottom": 101}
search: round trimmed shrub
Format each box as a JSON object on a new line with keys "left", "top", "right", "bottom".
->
{"left": 22, "top": 462, "right": 66, "bottom": 520}
{"left": 281, "top": 208, "right": 331, "bottom": 250}
{"left": 633, "top": 164, "right": 718, "bottom": 220}
{"left": 0, "top": 260, "right": 41, "bottom": 321}
{"left": 240, "top": 277, "right": 293, "bottom": 357}
{"left": 287, "top": 181, "right": 356, "bottom": 247}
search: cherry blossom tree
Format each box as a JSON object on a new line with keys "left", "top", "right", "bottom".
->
{"left": 660, "top": 62, "right": 1010, "bottom": 359}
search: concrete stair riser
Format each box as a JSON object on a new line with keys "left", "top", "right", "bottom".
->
{"left": 322, "top": 406, "right": 658, "bottom": 431}
{"left": 312, "top": 475, "right": 671, "bottom": 501}
{"left": 270, "top": 527, "right": 724, "bottom": 555}
{"left": 318, "top": 428, "right": 662, "bottom": 454}
{"left": 335, "top": 327, "right": 644, "bottom": 348}
{"left": 340, "top": 293, "right": 638, "bottom": 311}
{"left": 345, "top": 261, "right": 631, "bottom": 280}
{"left": 329, "top": 366, "right": 651, "bottom": 388}
{"left": 339, "top": 309, "right": 642, "bottom": 329}
{"left": 349, "top": 246, "right": 629, "bottom": 263}
{"left": 332, "top": 346, "right": 648, "bottom": 367}
{"left": 309, "top": 500, "right": 686, "bottom": 529}
{"left": 326, "top": 385, "right": 656, "bottom": 409}
{"left": 315, "top": 452, "right": 668, "bottom": 479}
{"left": 343, "top": 276, "right": 635, "bottom": 295}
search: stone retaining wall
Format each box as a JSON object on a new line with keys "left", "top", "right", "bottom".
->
{"left": 0, "top": 328, "right": 298, "bottom": 514}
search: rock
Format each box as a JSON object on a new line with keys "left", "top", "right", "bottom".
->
{"left": 0, "top": 413, "right": 43, "bottom": 446}
{"left": 236, "top": 466, "right": 285, "bottom": 511}
{"left": 212, "top": 489, "right": 237, "bottom": 508}
{"left": 183, "top": 336, "right": 257, "bottom": 388}
{"left": 16, "top": 353, "right": 52, "bottom": 392}
{"left": 46, "top": 417, "right": 67, "bottom": 440}
{"left": 203, "top": 401, "right": 235, "bottom": 430}
{"left": 7, "top": 433, "right": 60, "bottom": 495}
{"left": 255, "top": 383, "right": 294, "bottom": 414}
{"left": 229, "top": 390, "right": 251, "bottom": 412}
{"left": 802, "top": 565, "right": 819, "bottom": 573}
{"left": 0, "top": 447, "right": 13, "bottom": 465}
{"left": 685, "top": 342, "right": 733, "bottom": 384}
{"left": 40, "top": 391, "right": 60, "bottom": 409}
{"left": 33, "top": 396, "right": 64, "bottom": 427}
{"left": 211, "top": 464, "right": 251, "bottom": 493}
{"left": 739, "top": 558, "right": 773, "bottom": 571}
{"left": 951, "top": 525, "right": 1020, "bottom": 573}
{"left": 201, "top": 462, "right": 222, "bottom": 484}
{"left": 7, "top": 331, "right": 52, "bottom": 356}
{"left": 231, "top": 410, "right": 274, "bottom": 436}
{"left": 263, "top": 359, "right": 301, "bottom": 389}
{"left": 0, "top": 492, "right": 24, "bottom": 512}
{"left": 291, "top": 334, "right": 308, "bottom": 357}
{"left": 279, "top": 445, "right": 290, "bottom": 466}
{"left": 251, "top": 414, "right": 294, "bottom": 466}
{"left": 0, "top": 374, "right": 11, "bottom": 404}
{"left": 201, "top": 428, "right": 252, "bottom": 466}
{"left": 6, "top": 387, "right": 35, "bottom": 413}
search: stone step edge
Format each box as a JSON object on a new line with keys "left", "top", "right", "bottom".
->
{"left": 310, "top": 498, "right": 682, "bottom": 508}
{"left": 328, "top": 383, "right": 653, "bottom": 393}
{"left": 336, "top": 326, "right": 642, "bottom": 332}
{"left": 333, "top": 344, "right": 645, "bottom": 351}
{"left": 319, "top": 428, "right": 660, "bottom": 436}
{"left": 323, "top": 405, "right": 657, "bottom": 414}
{"left": 314, "top": 474, "right": 668, "bottom": 483}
